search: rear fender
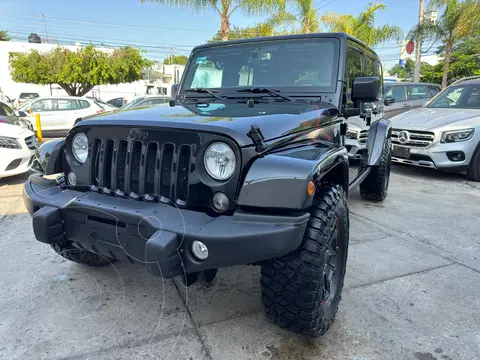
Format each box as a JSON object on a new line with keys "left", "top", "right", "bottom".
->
{"left": 32, "top": 139, "right": 64, "bottom": 175}
{"left": 237, "top": 145, "right": 348, "bottom": 210}
{"left": 366, "top": 119, "right": 392, "bottom": 166}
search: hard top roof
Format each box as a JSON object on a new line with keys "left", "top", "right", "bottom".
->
{"left": 192, "top": 32, "right": 378, "bottom": 58}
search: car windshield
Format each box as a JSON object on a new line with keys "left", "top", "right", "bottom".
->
{"left": 181, "top": 38, "right": 340, "bottom": 95}
{"left": 428, "top": 84, "right": 480, "bottom": 109}
{"left": 119, "top": 97, "right": 146, "bottom": 110}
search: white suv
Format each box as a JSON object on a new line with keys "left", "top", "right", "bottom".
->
{"left": 17, "top": 96, "right": 115, "bottom": 134}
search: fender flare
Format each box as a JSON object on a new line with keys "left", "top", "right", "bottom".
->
{"left": 237, "top": 147, "right": 348, "bottom": 210}
{"left": 32, "top": 139, "right": 64, "bottom": 175}
{"left": 366, "top": 118, "right": 392, "bottom": 166}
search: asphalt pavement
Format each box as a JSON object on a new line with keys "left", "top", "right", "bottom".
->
{"left": 0, "top": 164, "right": 479, "bottom": 360}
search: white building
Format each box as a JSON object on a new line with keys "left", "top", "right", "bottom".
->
{"left": 0, "top": 41, "right": 185, "bottom": 105}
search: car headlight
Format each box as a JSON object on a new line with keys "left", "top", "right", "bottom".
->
{"left": 72, "top": 133, "right": 88, "bottom": 163}
{"left": 441, "top": 129, "right": 475, "bottom": 143}
{"left": 346, "top": 130, "right": 358, "bottom": 139}
{"left": 204, "top": 142, "right": 236, "bottom": 180}
{"left": 0, "top": 136, "right": 21, "bottom": 149}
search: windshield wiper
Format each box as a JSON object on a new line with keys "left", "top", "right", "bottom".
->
{"left": 184, "top": 88, "right": 222, "bottom": 100}
{"left": 236, "top": 88, "right": 293, "bottom": 102}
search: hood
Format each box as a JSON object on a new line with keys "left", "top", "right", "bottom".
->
{"left": 78, "top": 101, "right": 340, "bottom": 146}
{"left": 346, "top": 116, "right": 368, "bottom": 131}
{"left": 390, "top": 108, "right": 480, "bottom": 131}
{"left": 0, "top": 122, "right": 34, "bottom": 138}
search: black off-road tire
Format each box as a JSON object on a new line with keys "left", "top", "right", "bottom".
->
{"left": 50, "top": 243, "right": 115, "bottom": 266}
{"left": 466, "top": 143, "right": 480, "bottom": 182}
{"left": 260, "top": 184, "right": 349, "bottom": 337}
{"left": 358, "top": 137, "right": 392, "bottom": 201}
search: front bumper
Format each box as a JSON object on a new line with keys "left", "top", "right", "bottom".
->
{"left": 391, "top": 140, "right": 475, "bottom": 171}
{"left": 345, "top": 138, "right": 367, "bottom": 160}
{"left": 24, "top": 174, "right": 309, "bottom": 278}
{"left": 0, "top": 147, "right": 35, "bottom": 178}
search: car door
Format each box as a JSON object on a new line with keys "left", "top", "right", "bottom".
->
{"left": 408, "top": 84, "right": 434, "bottom": 110}
{"left": 28, "top": 99, "right": 55, "bottom": 130}
{"left": 383, "top": 85, "right": 411, "bottom": 119}
{"left": 52, "top": 99, "right": 81, "bottom": 131}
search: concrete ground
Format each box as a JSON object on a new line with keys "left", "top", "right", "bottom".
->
{"left": 0, "top": 164, "right": 479, "bottom": 360}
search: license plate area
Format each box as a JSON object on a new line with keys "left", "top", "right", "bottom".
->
{"left": 392, "top": 145, "right": 410, "bottom": 159}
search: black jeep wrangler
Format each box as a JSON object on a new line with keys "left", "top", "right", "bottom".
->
{"left": 24, "top": 33, "right": 391, "bottom": 337}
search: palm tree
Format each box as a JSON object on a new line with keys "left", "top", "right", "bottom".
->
{"left": 409, "top": 0, "right": 480, "bottom": 88}
{"left": 141, "top": 0, "right": 285, "bottom": 41}
{"left": 0, "top": 30, "right": 10, "bottom": 41}
{"left": 267, "top": 0, "right": 319, "bottom": 34}
{"left": 321, "top": 3, "right": 403, "bottom": 47}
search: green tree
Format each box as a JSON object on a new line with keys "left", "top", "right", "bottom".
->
{"left": 0, "top": 30, "right": 10, "bottom": 41}
{"left": 9, "top": 45, "right": 153, "bottom": 96}
{"left": 164, "top": 55, "right": 188, "bottom": 64}
{"left": 207, "top": 23, "right": 277, "bottom": 42}
{"left": 409, "top": 0, "right": 480, "bottom": 88}
{"left": 321, "top": 3, "right": 403, "bottom": 47}
{"left": 388, "top": 58, "right": 415, "bottom": 79}
{"left": 141, "top": 0, "right": 285, "bottom": 41}
{"left": 420, "top": 62, "right": 443, "bottom": 84}
{"left": 268, "top": 0, "right": 319, "bottom": 33}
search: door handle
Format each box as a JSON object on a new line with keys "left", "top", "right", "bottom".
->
{"left": 403, "top": 104, "right": 410, "bottom": 107}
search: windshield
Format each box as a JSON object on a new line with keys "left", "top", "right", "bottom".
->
{"left": 181, "top": 38, "right": 340, "bottom": 95}
{"left": 119, "top": 97, "right": 146, "bottom": 110}
{"left": 428, "top": 84, "right": 480, "bottom": 109}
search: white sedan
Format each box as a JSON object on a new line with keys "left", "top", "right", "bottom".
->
{"left": 0, "top": 123, "right": 37, "bottom": 179}
{"left": 16, "top": 96, "right": 116, "bottom": 135}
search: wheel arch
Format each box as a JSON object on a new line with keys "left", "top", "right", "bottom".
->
{"left": 237, "top": 145, "right": 349, "bottom": 210}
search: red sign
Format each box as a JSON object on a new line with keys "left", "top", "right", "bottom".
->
{"left": 406, "top": 41, "right": 415, "bottom": 55}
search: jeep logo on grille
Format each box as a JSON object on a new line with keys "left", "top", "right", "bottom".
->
{"left": 128, "top": 129, "right": 148, "bottom": 140}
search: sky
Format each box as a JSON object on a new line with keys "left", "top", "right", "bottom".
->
{"left": 0, "top": 0, "right": 436, "bottom": 69}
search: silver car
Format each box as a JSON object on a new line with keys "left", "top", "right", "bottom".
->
{"left": 390, "top": 77, "right": 480, "bottom": 181}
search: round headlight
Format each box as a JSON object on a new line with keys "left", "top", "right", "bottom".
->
{"left": 203, "top": 142, "right": 236, "bottom": 180}
{"left": 72, "top": 133, "right": 88, "bottom": 164}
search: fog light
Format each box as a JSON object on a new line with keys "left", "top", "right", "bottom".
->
{"left": 191, "top": 241, "right": 209, "bottom": 260}
{"left": 67, "top": 172, "right": 77, "bottom": 187}
{"left": 212, "top": 192, "right": 229, "bottom": 212}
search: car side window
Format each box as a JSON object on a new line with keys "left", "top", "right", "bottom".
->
{"left": 78, "top": 100, "right": 91, "bottom": 109}
{"left": 408, "top": 85, "right": 431, "bottom": 100}
{"left": 1, "top": 103, "right": 15, "bottom": 116}
{"left": 31, "top": 99, "right": 54, "bottom": 112}
{"left": 365, "top": 57, "right": 374, "bottom": 77}
{"left": 427, "top": 85, "right": 441, "bottom": 96}
{"left": 0, "top": 103, "right": 7, "bottom": 116}
{"left": 57, "top": 99, "right": 75, "bottom": 110}
{"left": 345, "top": 47, "right": 363, "bottom": 106}
{"left": 385, "top": 86, "right": 407, "bottom": 102}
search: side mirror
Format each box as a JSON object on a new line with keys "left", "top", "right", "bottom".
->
{"left": 17, "top": 111, "right": 28, "bottom": 117}
{"left": 351, "top": 77, "right": 381, "bottom": 103}
{"left": 384, "top": 96, "right": 395, "bottom": 105}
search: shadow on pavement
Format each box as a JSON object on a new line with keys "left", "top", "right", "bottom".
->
{"left": 0, "top": 171, "right": 31, "bottom": 187}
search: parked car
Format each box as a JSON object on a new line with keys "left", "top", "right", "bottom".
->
{"left": 390, "top": 76, "right": 480, "bottom": 181}
{"left": 345, "top": 82, "right": 442, "bottom": 161}
{"left": 0, "top": 123, "right": 37, "bottom": 179}
{"left": 118, "top": 95, "right": 168, "bottom": 111}
{"left": 25, "top": 32, "right": 392, "bottom": 338}
{"left": 17, "top": 92, "right": 40, "bottom": 107}
{"left": 86, "top": 97, "right": 118, "bottom": 112}
{"left": 106, "top": 97, "right": 127, "bottom": 108}
{"left": 384, "top": 82, "right": 441, "bottom": 119}
{"left": 0, "top": 101, "right": 34, "bottom": 131}
{"left": 16, "top": 96, "right": 113, "bottom": 135}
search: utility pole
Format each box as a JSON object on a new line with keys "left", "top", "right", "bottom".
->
{"left": 42, "top": 14, "right": 49, "bottom": 44}
{"left": 414, "top": 0, "right": 425, "bottom": 82}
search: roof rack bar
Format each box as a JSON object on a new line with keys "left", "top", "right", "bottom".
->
{"left": 451, "top": 76, "right": 480, "bottom": 86}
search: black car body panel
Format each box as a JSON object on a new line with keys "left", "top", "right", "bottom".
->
{"left": 24, "top": 32, "right": 390, "bottom": 278}
{"left": 32, "top": 139, "right": 65, "bottom": 174}
{"left": 366, "top": 118, "right": 392, "bottom": 166}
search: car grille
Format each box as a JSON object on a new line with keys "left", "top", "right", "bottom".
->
{"left": 391, "top": 129, "right": 434, "bottom": 148}
{"left": 25, "top": 136, "right": 37, "bottom": 150}
{"left": 90, "top": 138, "right": 193, "bottom": 205}
{"left": 359, "top": 130, "right": 368, "bottom": 144}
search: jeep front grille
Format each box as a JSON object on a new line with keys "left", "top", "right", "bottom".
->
{"left": 91, "top": 138, "right": 192, "bottom": 205}
{"left": 391, "top": 129, "right": 434, "bottom": 148}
